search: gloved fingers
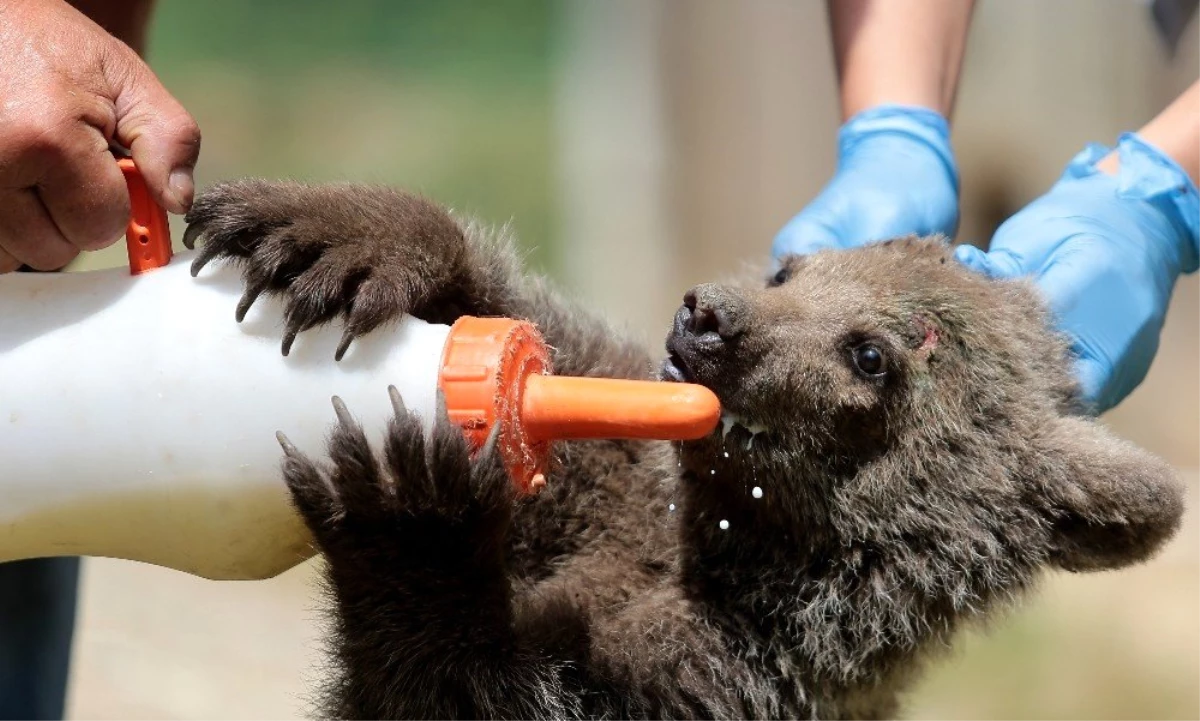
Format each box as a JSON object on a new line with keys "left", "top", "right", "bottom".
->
{"left": 956, "top": 236, "right": 1120, "bottom": 413}
{"left": 1035, "top": 244, "right": 1162, "bottom": 415}
{"left": 772, "top": 215, "right": 844, "bottom": 258}
{"left": 774, "top": 195, "right": 958, "bottom": 259}
{"left": 977, "top": 247, "right": 1030, "bottom": 278}
{"left": 1065, "top": 305, "right": 1161, "bottom": 417}
{"left": 952, "top": 245, "right": 1030, "bottom": 280}
{"left": 1073, "top": 354, "right": 1113, "bottom": 415}
{"left": 952, "top": 245, "right": 994, "bottom": 276}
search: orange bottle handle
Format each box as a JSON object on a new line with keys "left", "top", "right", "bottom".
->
{"left": 118, "top": 158, "right": 172, "bottom": 274}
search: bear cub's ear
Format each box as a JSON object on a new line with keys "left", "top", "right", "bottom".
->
{"left": 1030, "top": 416, "right": 1185, "bottom": 573}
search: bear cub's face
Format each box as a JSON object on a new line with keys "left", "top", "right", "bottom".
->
{"left": 661, "top": 237, "right": 1181, "bottom": 577}
{"left": 662, "top": 238, "right": 997, "bottom": 468}
{"left": 666, "top": 244, "right": 940, "bottom": 456}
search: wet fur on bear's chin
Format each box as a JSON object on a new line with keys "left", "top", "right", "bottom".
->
{"left": 185, "top": 182, "right": 1186, "bottom": 719}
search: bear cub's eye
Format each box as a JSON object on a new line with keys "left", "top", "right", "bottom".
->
{"left": 852, "top": 344, "right": 887, "bottom": 377}
{"left": 768, "top": 266, "right": 791, "bottom": 288}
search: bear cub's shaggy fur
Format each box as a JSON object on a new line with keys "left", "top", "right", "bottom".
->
{"left": 183, "top": 181, "right": 1184, "bottom": 720}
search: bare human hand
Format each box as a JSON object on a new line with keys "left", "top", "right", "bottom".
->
{"left": 0, "top": 0, "right": 200, "bottom": 272}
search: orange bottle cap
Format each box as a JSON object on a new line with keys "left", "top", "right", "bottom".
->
{"left": 439, "top": 317, "right": 720, "bottom": 494}
{"left": 118, "top": 158, "right": 172, "bottom": 274}
{"left": 439, "top": 316, "right": 552, "bottom": 494}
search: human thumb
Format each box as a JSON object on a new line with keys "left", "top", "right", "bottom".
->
{"left": 107, "top": 52, "right": 202, "bottom": 215}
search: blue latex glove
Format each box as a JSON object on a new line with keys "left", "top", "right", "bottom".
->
{"left": 955, "top": 133, "right": 1200, "bottom": 414}
{"left": 772, "top": 104, "right": 960, "bottom": 258}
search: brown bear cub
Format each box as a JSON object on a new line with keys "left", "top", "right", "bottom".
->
{"left": 184, "top": 181, "right": 1184, "bottom": 720}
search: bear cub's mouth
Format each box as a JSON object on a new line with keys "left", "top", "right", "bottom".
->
{"left": 660, "top": 325, "right": 700, "bottom": 383}
{"left": 660, "top": 349, "right": 693, "bottom": 383}
{"left": 661, "top": 337, "right": 771, "bottom": 449}
{"left": 660, "top": 305, "right": 776, "bottom": 452}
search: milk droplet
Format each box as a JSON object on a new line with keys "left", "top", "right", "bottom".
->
{"left": 668, "top": 503, "right": 676, "bottom": 512}
{"left": 723, "top": 451, "right": 730, "bottom": 458}
{"left": 710, "top": 469, "right": 716, "bottom": 475}
{"left": 752, "top": 486, "right": 763, "bottom": 499}
{"left": 720, "top": 415, "right": 735, "bottom": 438}
{"left": 719, "top": 519, "right": 730, "bottom": 530}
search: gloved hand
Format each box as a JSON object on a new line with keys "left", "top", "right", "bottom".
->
{"left": 955, "top": 133, "right": 1200, "bottom": 414}
{"left": 772, "top": 104, "right": 960, "bottom": 258}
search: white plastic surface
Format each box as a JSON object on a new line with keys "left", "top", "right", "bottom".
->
{"left": 0, "top": 251, "right": 452, "bottom": 580}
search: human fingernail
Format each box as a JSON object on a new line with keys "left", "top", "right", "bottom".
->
{"left": 167, "top": 168, "right": 195, "bottom": 214}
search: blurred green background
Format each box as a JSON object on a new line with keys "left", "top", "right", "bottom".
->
{"left": 146, "top": 0, "right": 559, "bottom": 271}
{"left": 68, "top": 1, "right": 1198, "bottom": 719}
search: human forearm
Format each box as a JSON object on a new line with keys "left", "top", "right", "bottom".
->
{"left": 1098, "top": 81, "right": 1200, "bottom": 185}
{"left": 772, "top": 1, "right": 972, "bottom": 257}
{"left": 827, "top": 0, "right": 975, "bottom": 120}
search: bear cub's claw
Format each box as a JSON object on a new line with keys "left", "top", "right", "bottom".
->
{"left": 278, "top": 386, "right": 513, "bottom": 567}
{"left": 184, "top": 180, "right": 446, "bottom": 360}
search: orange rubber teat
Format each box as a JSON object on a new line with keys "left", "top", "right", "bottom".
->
{"left": 439, "top": 316, "right": 720, "bottom": 494}
{"left": 118, "top": 158, "right": 172, "bottom": 274}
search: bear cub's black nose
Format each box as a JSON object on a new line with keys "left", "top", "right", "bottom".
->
{"left": 680, "top": 285, "right": 744, "bottom": 342}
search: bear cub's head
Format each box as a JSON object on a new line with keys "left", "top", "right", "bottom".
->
{"left": 662, "top": 237, "right": 1183, "bottom": 670}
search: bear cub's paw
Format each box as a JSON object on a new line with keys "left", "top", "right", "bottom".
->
{"left": 184, "top": 180, "right": 466, "bottom": 359}
{"left": 276, "top": 386, "right": 513, "bottom": 574}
